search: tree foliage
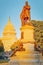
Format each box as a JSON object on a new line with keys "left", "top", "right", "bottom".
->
{"left": 0, "top": 40, "right": 4, "bottom": 52}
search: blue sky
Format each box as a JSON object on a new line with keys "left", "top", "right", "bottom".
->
{"left": 0, "top": 0, "right": 43, "bottom": 38}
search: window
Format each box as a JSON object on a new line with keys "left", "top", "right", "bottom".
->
{"left": 21, "top": 32, "right": 24, "bottom": 39}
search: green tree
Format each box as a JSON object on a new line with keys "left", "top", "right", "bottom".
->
{"left": 0, "top": 40, "right": 4, "bottom": 52}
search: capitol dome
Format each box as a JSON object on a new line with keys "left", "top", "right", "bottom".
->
{"left": 2, "top": 17, "right": 17, "bottom": 51}
{"left": 3, "top": 17, "right": 16, "bottom": 35}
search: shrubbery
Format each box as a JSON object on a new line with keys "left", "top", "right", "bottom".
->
{"left": 0, "top": 40, "right": 4, "bottom": 52}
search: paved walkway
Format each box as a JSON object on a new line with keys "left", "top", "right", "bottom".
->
{"left": 0, "top": 43, "right": 43, "bottom": 65}
{"left": 9, "top": 51, "right": 43, "bottom": 65}
{"left": 0, "top": 51, "right": 43, "bottom": 65}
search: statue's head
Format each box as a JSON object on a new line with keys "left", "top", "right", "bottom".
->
{"left": 25, "top": 1, "right": 28, "bottom": 6}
